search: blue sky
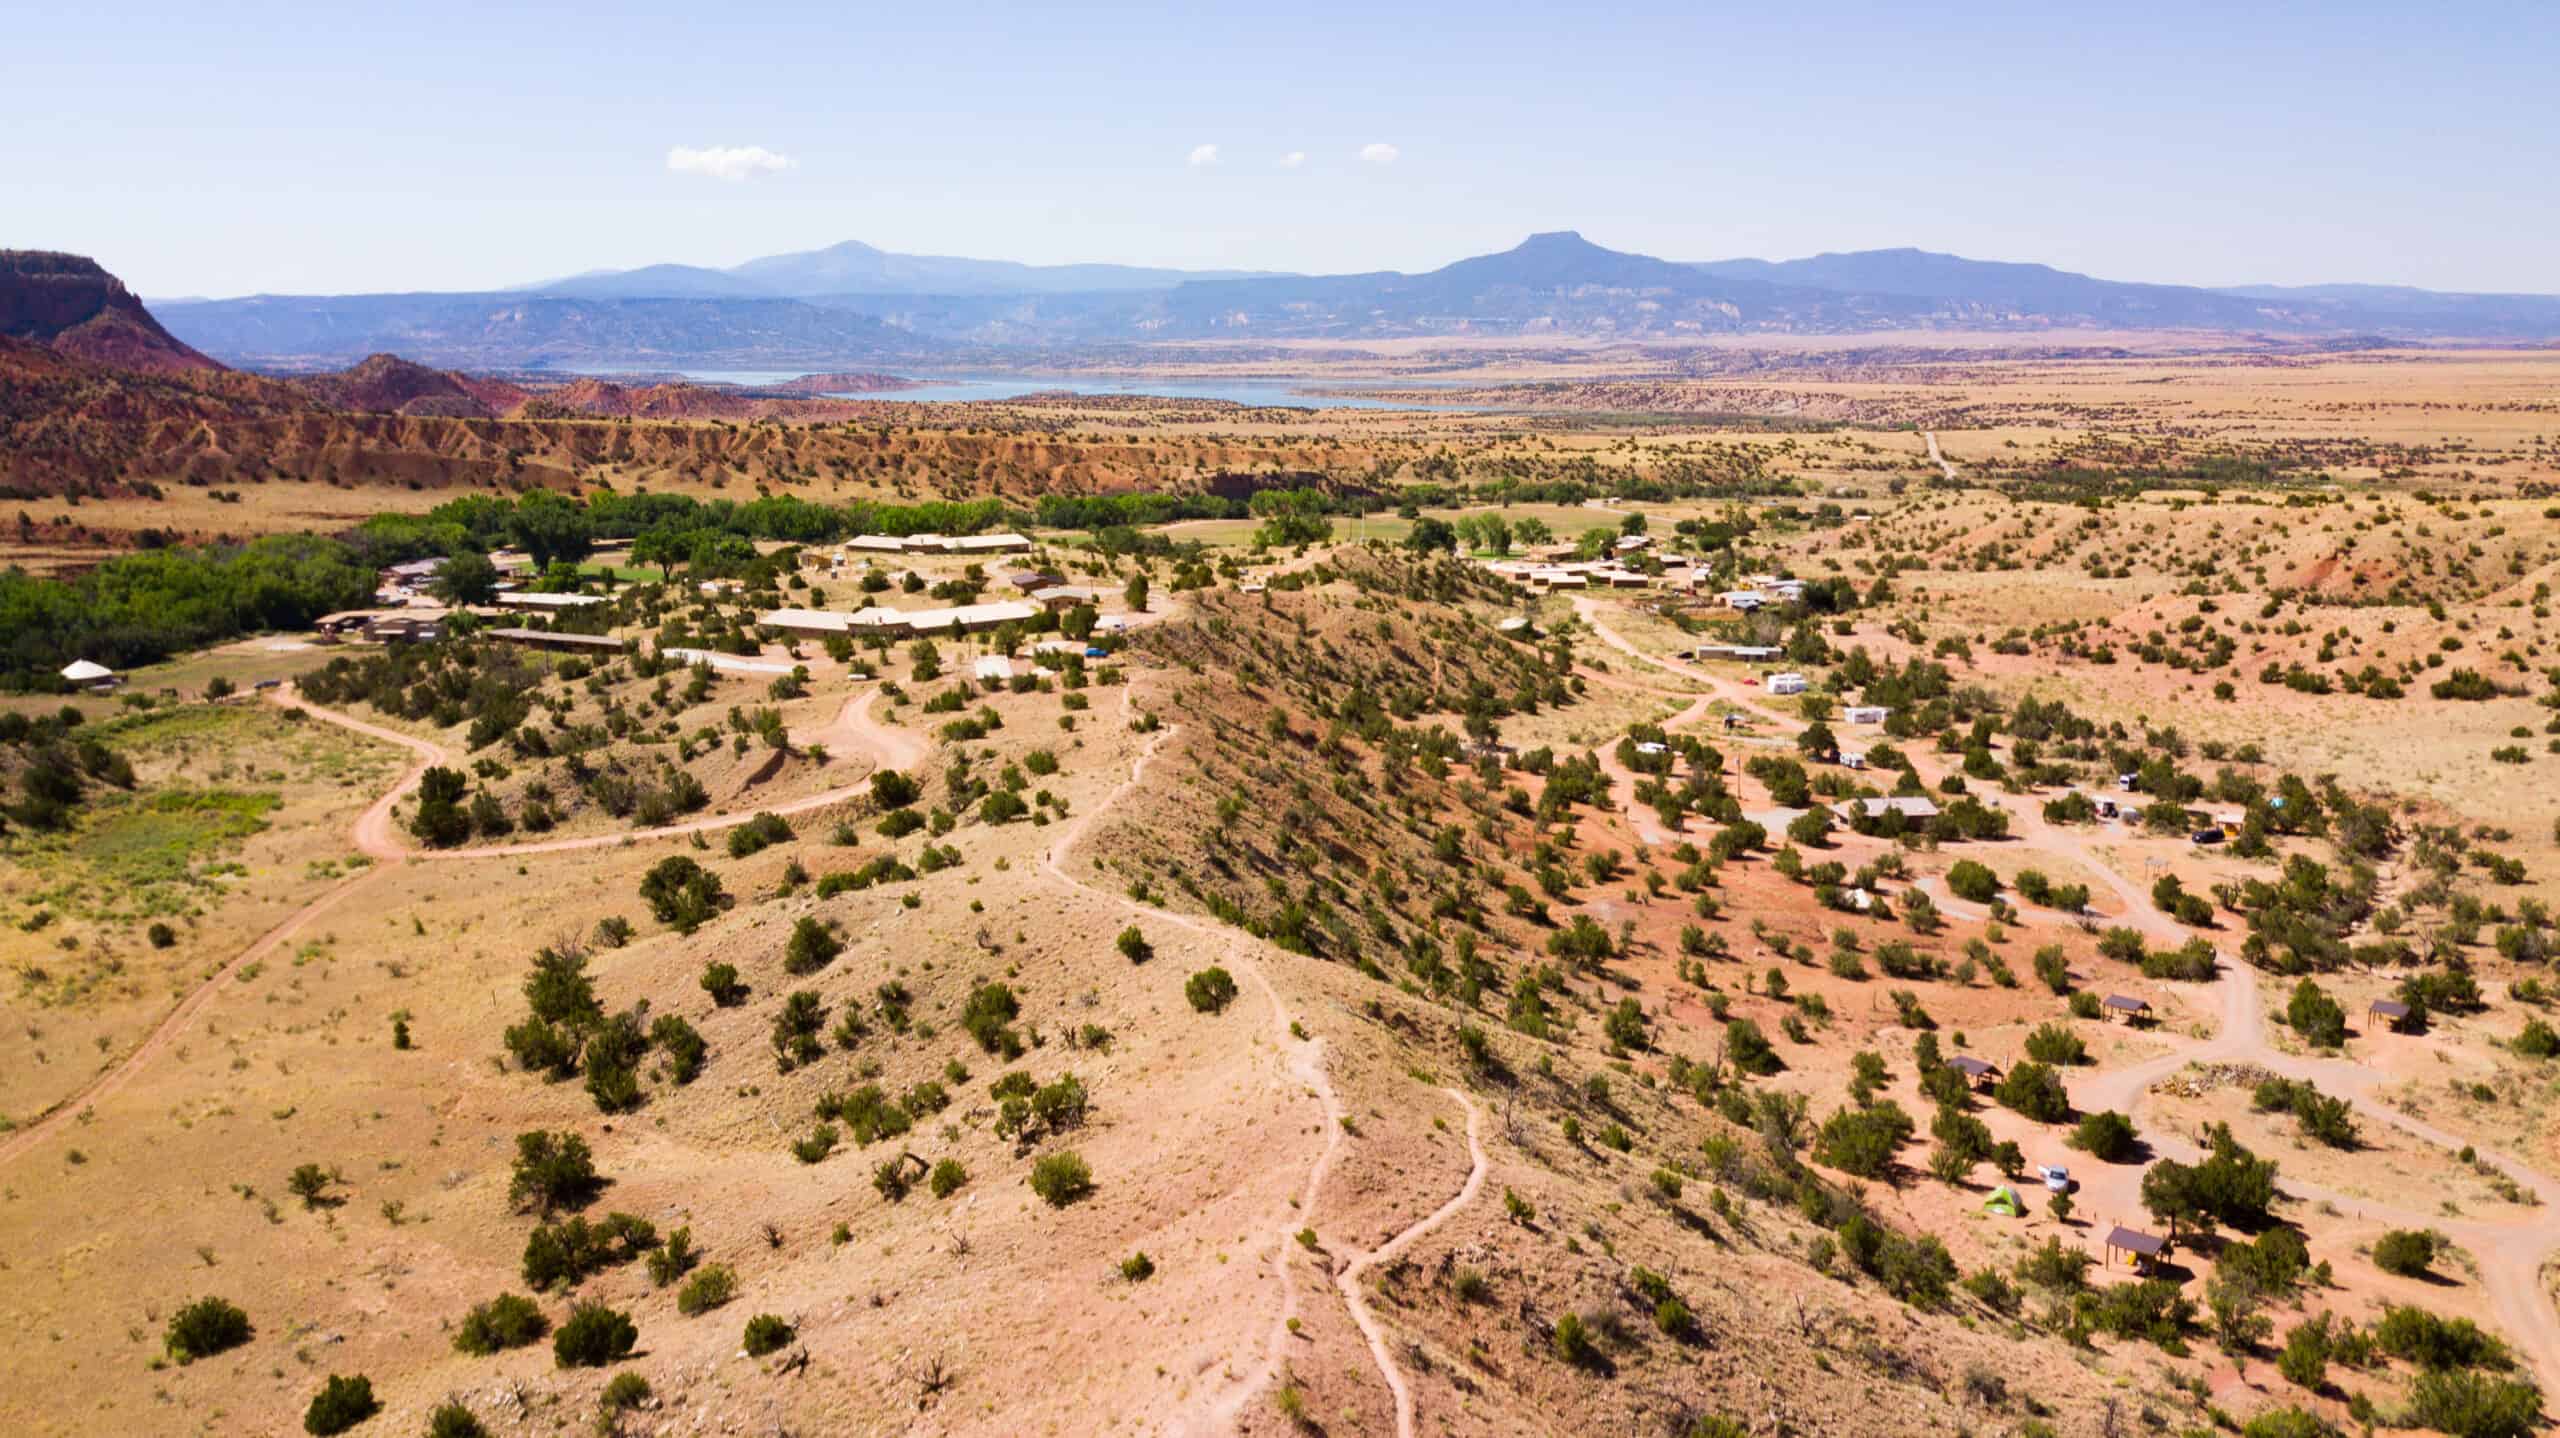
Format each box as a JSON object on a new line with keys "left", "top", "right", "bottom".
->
{"left": 10, "top": 1, "right": 2556, "bottom": 297}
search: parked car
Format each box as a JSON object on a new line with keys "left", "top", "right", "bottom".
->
{"left": 2037, "top": 1164, "right": 2071, "bottom": 1193}
{"left": 2191, "top": 827, "right": 2225, "bottom": 845}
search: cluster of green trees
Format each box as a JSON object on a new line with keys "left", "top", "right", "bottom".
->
{"left": 500, "top": 945, "right": 706, "bottom": 1111}
{"left": 0, "top": 535, "right": 376, "bottom": 685}
{"left": 352, "top": 490, "right": 1019, "bottom": 568}
{"left": 1032, "top": 492, "right": 1246, "bottom": 530}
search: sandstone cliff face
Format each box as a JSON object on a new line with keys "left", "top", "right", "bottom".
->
{"left": 0, "top": 251, "right": 224, "bottom": 374}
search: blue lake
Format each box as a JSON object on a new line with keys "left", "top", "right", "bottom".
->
{"left": 566, "top": 369, "right": 1480, "bottom": 410}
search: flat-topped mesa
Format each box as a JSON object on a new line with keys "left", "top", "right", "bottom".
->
{"left": 0, "top": 250, "right": 224, "bottom": 373}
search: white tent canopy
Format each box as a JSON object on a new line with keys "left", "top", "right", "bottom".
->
{"left": 60, "top": 659, "right": 114, "bottom": 683}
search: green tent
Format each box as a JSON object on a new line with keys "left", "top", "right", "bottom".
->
{"left": 1982, "top": 1186, "right": 2024, "bottom": 1217}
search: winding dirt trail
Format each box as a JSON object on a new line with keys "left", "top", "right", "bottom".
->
{"left": 1035, "top": 692, "right": 1353, "bottom": 1436}
{"left": 1334, "top": 1088, "right": 1487, "bottom": 1438}
{"left": 0, "top": 685, "right": 910, "bottom": 1166}
{"left": 1043, "top": 689, "right": 1492, "bottom": 1435}
{"left": 1923, "top": 429, "right": 1959, "bottom": 482}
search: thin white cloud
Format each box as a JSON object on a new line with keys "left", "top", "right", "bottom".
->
{"left": 1188, "top": 143, "right": 1221, "bottom": 168}
{"left": 666, "top": 145, "right": 795, "bottom": 182}
{"left": 1359, "top": 142, "right": 1399, "bottom": 165}
{"left": 1280, "top": 151, "right": 1307, "bottom": 169}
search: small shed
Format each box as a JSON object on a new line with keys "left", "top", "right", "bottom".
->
{"left": 2101, "top": 995, "right": 2152, "bottom": 1025}
{"left": 2368, "top": 998, "right": 2414, "bottom": 1033}
{"left": 1948, "top": 1055, "right": 2001, "bottom": 1089}
{"left": 2104, "top": 1225, "right": 2170, "bottom": 1273}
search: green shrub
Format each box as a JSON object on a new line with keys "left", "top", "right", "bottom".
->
{"left": 1725, "top": 1018, "right": 1782, "bottom": 1075}
{"left": 961, "top": 981, "right": 1023, "bottom": 1055}
{"left": 2241, "top": 1408, "right": 2337, "bottom": 1438}
{"left": 551, "top": 1302, "right": 637, "bottom": 1367}
{"left": 1029, "top": 1151, "right": 1094, "bottom": 1207}
{"left": 2285, "top": 979, "right": 2348, "bottom": 1048}
{"left": 1947, "top": 860, "right": 2000, "bottom": 903}
{"left": 2515, "top": 1018, "right": 2560, "bottom": 1059}
{"left": 929, "top": 1158, "right": 968, "bottom": 1198}
{"left": 507, "top": 1130, "right": 600, "bottom": 1216}
{"left": 164, "top": 1296, "right": 252, "bottom": 1364}
{"left": 2276, "top": 1314, "right": 2333, "bottom": 1393}
{"left": 453, "top": 1292, "right": 546, "bottom": 1355}
{"left": 1117, "top": 926, "right": 1152, "bottom": 963}
{"left": 302, "top": 1374, "right": 378, "bottom": 1435}
{"left": 2024, "top": 1021, "right": 2087, "bottom": 1065}
{"left": 2072, "top": 1110, "right": 2139, "bottom": 1162}
{"left": 646, "top": 1226, "right": 696, "bottom": 1287}
{"left": 1994, "top": 1061, "right": 2071, "bottom": 1123}
{"left": 1552, "top": 1311, "right": 1596, "bottom": 1366}
{"left": 637, "top": 855, "right": 727, "bottom": 932}
{"left": 676, "top": 1263, "right": 737, "bottom": 1316}
{"left": 725, "top": 810, "right": 792, "bottom": 858}
{"left": 2373, "top": 1229, "right": 2438, "bottom": 1278}
{"left": 2374, "top": 1304, "right": 2510, "bottom": 1371}
{"left": 600, "top": 1373, "right": 651, "bottom": 1412}
{"left": 426, "top": 1403, "right": 489, "bottom": 1438}
{"left": 2404, "top": 1367, "right": 2543, "bottom": 1437}
{"left": 1185, "top": 967, "right": 1239, "bottom": 1013}
{"left": 783, "top": 916, "right": 842, "bottom": 975}
{"left": 742, "top": 1313, "right": 796, "bottom": 1357}
{"left": 1121, "top": 1251, "right": 1155, "bottom": 1282}
{"left": 699, "top": 961, "right": 744, "bottom": 1005}
{"left": 1815, "top": 1101, "right": 1914, "bottom": 1179}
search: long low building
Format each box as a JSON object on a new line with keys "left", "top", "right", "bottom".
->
{"left": 845, "top": 532, "right": 1033, "bottom": 556}
{"left": 487, "top": 627, "right": 625, "bottom": 653}
{"left": 760, "top": 599, "right": 1044, "bottom": 639}
{"left": 497, "top": 591, "right": 609, "bottom": 610}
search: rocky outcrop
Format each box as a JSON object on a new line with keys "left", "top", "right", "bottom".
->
{"left": 0, "top": 251, "right": 224, "bottom": 374}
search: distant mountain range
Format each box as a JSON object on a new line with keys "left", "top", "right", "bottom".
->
{"left": 148, "top": 231, "right": 2560, "bottom": 369}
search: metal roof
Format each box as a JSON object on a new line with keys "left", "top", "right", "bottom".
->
{"left": 2105, "top": 1226, "right": 2168, "bottom": 1256}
